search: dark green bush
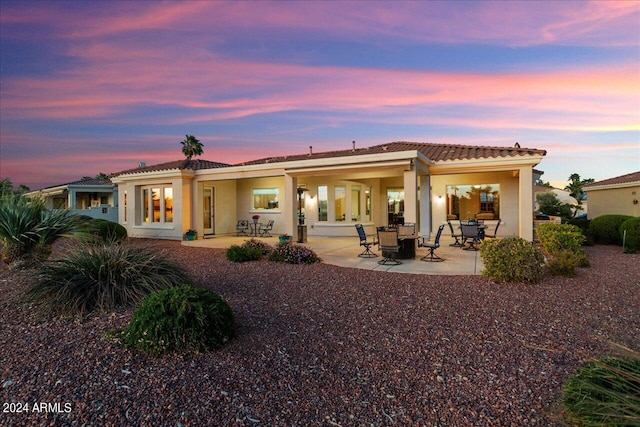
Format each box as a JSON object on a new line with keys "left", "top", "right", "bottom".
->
{"left": 562, "top": 356, "right": 640, "bottom": 426}
{"left": 268, "top": 242, "right": 321, "bottom": 264}
{"left": 241, "top": 238, "right": 272, "bottom": 255}
{"left": 121, "top": 285, "right": 235, "bottom": 356}
{"left": 225, "top": 243, "right": 263, "bottom": 262}
{"left": 620, "top": 216, "right": 640, "bottom": 254}
{"left": 566, "top": 218, "right": 593, "bottom": 245}
{"left": 25, "top": 243, "right": 190, "bottom": 317}
{"left": 79, "top": 218, "right": 128, "bottom": 243}
{"left": 589, "top": 215, "right": 634, "bottom": 245}
{"left": 480, "top": 237, "right": 544, "bottom": 284}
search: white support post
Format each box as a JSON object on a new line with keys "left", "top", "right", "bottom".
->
{"left": 284, "top": 174, "right": 297, "bottom": 236}
{"left": 519, "top": 167, "right": 534, "bottom": 241}
{"left": 403, "top": 168, "right": 418, "bottom": 225}
{"left": 419, "top": 175, "right": 431, "bottom": 239}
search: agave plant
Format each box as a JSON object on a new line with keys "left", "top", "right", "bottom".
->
{"left": 0, "top": 196, "right": 81, "bottom": 265}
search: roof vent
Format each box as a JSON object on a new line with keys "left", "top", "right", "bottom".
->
{"left": 352, "top": 140, "right": 356, "bottom": 152}
{"left": 514, "top": 142, "right": 520, "bottom": 148}
{"left": 309, "top": 146, "right": 313, "bottom": 156}
{"left": 139, "top": 161, "right": 146, "bottom": 168}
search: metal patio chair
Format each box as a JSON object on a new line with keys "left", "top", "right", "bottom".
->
{"left": 355, "top": 223, "right": 378, "bottom": 258}
{"left": 378, "top": 229, "right": 402, "bottom": 265}
{"left": 418, "top": 224, "right": 445, "bottom": 262}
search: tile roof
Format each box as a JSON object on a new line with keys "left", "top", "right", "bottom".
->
{"left": 237, "top": 141, "right": 546, "bottom": 166}
{"left": 112, "top": 142, "right": 546, "bottom": 177}
{"left": 583, "top": 171, "right": 640, "bottom": 188}
{"left": 67, "top": 178, "right": 113, "bottom": 186}
{"left": 115, "top": 159, "right": 231, "bottom": 176}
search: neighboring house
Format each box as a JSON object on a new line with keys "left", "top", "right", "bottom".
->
{"left": 583, "top": 171, "right": 640, "bottom": 219}
{"left": 26, "top": 177, "right": 118, "bottom": 222}
{"left": 112, "top": 141, "right": 546, "bottom": 241}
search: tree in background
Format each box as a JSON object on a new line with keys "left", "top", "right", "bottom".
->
{"left": 564, "top": 174, "right": 594, "bottom": 217}
{"left": 536, "top": 191, "right": 573, "bottom": 220}
{"left": 180, "top": 135, "right": 204, "bottom": 160}
{"left": 1, "top": 178, "right": 29, "bottom": 198}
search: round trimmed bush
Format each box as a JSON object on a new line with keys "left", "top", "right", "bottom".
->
{"left": 562, "top": 356, "right": 640, "bottom": 426}
{"left": 80, "top": 218, "right": 127, "bottom": 243}
{"left": 122, "top": 285, "right": 235, "bottom": 356}
{"left": 225, "top": 243, "right": 263, "bottom": 262}
{"left": 620, "top": 216, "right": 640, "bottom": 254}
{"left": 26, "top": 243, "right": 190, "bottom": 317}
{"left": 589, "top": 215, "right": 633, "bottom": 245}
{"left": 480, "top": 237, "right": 544, "bottom": 284}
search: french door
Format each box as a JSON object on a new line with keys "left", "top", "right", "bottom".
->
{"left": 203, "top": 187, "right": 215, "bottom": 235}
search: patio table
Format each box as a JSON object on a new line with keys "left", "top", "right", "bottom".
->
{"left": 250, "top": 222, "right": 262, "bottom": 236}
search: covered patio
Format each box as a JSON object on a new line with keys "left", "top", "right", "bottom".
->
{"left": 182, "top": 234, "right": 485, "bottom": 275}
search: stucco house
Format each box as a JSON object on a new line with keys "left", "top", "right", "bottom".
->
{"left": 27, "top": 177, "right": 118, "bottom": 222}
{"left": 583, "top": 171, "right": 640, "bottom": 219}
{"left": 111, "top": 141, "right": 546, "bottom": 242}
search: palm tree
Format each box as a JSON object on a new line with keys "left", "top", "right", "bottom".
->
{"left": 564, "top": 173, "right": 594, "bottom": 217}
{"left": 180, "top": 135, "right": 204, "bottom": 160}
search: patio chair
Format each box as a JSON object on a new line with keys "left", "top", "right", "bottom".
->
{"left": 418, "top": 224, "right": 445, "bottom": 262}
{"left": 378, "top": 229, "right": 402, "bottom": 265}
{"left": 355, "top": 224, "right": 378, "bottom": 258}
{"left": 460, "top": 223, "right": 482, "bottom": 250}
{"left": 447, "top": 220, "right": 464, "bottom": 247}
{"left": 236, "top": 219, "right": 249, "bottom": 236}
{"left": 398, "top": 224, "right": 415, "bottom": 237}
{"left": 484, "top": 221, "right": 501, "bottom": 238}
{"left": 259, "top": 219, "right": 274, "bottom": 237}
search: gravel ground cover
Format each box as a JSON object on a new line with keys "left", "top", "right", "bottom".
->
{"left": 1, "top": 240, "right": 638, "bottom": 426}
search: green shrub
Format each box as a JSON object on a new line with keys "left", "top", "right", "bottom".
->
{"left": 562, "top": 356, "right": 640, "bottom": 426}
{"left": 121, "top": 285, "right": 235, "bottom": 356}
{"left": 620, "top": 217, "right": 640, "bottom": 254}
{"left": 546, "top": 251, "right": 576, "bottom": 277}
{"left": 268, "top": 242, "right": 321, "bottom": 264}
{"left": 242, "top": 238, "right": 272, "bottom": 255}
{"left": 0, "top": 196, "right": 81, "bottom": 265}
{"left": 225, "top": 243, "right": 263, "bottom": 262}
{"left": 536, "top": 223, "right": 586, "bottom": 254}
{"left": 79, "top": 218, "right": 127, "bottom": 243}
{"left": 25, "top": 243, "right": 190, "bottom": 317}
{"left": 480, "top": 237, "right": 544, "bottom": 284}
{"left": 566, "top": 218, "right": 593, "bottom": 245}
{"left": 589, "top": 215, "right": 634, "bottom": 245}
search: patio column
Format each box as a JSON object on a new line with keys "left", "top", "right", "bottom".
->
{"left": 284, "top": 174, "right": 297, "bottom": 236}
{"left": 68, "top": 189, "right": 76, "bottom": 209}
{"left": 419, "top": 175, "right": 431, "bottom": 239}
{"left": 403, "top": 167, "right": 418, "bottom": 225}
{"left": 518, "top": 166, "right": 534, "bottom": 241}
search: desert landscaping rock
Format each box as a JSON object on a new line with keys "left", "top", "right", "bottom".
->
{"left": 0, "top": 240, "right": 638, "bottom": 426}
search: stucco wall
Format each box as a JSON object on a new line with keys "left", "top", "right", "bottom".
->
{"left": 586, "top": 185, "right": 640, "bottom": 219}
{"left": 430, "top": 171, "right": 520, "bottom": 238}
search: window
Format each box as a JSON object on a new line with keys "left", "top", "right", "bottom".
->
{"left": 365, "top": 187, "right": 371, "bottom": 221}
{"left": 141, "top": 185, "right": 173, "bottom": 224}
{"left": 351, "top": 186, "right": 361, "bottom": 221}
{"left": 318, "top": 185, "right": 328, "bottom": 221}
{"left": 252, "top": 188, "right": 279, "bottom": 210}
{"left": 387, "top": 188, "right": 404, "bottom": 214}
{"left": 335, "top": 186, "right": 346, "bottom": 221}
{"left": 123, "top": 191, "right": 127, "bottom": 222}
{"left": 446, "top": 184, "right": 500, "bottom": 220}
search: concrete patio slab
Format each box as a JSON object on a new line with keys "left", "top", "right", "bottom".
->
{"left": 183, "top": 234, "right": 485, "bottom": 275}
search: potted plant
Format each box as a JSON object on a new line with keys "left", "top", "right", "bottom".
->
{"left": 184, "top": 229, "right": 197, "bottom": 241}
{"left": 252, "top": 214, "right": 260, "bottom": 224}
{"left": 279, "top": 233, "right": 291, "bottom": 244}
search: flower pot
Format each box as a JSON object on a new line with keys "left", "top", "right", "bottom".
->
{"left": 185, "top": 232, "right": 197, "bottom": 241}
{"left": 279, "top": 236, "right": 291, "bottom": 244}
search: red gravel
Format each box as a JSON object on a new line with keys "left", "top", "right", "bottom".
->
{"left": 1, "top": 241, "right": 638, "bottom": 426}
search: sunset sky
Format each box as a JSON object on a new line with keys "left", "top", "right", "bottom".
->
{"left": 1, "top": 0, "right": 638, "bottom": 190}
